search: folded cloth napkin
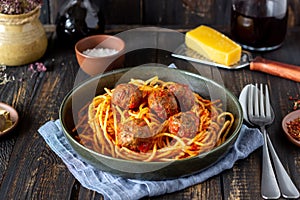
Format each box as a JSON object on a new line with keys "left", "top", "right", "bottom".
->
{"left": 38, "top": 119, "right": 263, "bottom": 200}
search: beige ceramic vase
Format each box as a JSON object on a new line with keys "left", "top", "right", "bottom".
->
{"left": 0, "top": 6, "right": 48, "bottom": 66}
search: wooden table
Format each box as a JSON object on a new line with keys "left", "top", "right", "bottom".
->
{"left": 0, "top": 26, "right": 300, "bottom": 200}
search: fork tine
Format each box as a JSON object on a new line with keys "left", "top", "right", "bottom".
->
{"left": 265, "top": 84, "right": 272, "bottom": 118}
{"left": 254, "top": 83, "right": 259, "bottom": 117}
{"left": 248, "top": 84, "right": 254, "bottom": 118}
{"left": 260, "top": 83, "right": 265, "bottom": 117}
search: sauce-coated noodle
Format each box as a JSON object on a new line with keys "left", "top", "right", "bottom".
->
{"left": 73, "top": 76, "right": 234, "bottom": 161}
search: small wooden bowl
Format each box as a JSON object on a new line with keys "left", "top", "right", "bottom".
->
{"left": 0, "top": 102, "right": 19, "bottom": 137}
{"left": 282, "top": 110, "right": 300, "bottom": 147}
{"left": 75, "top": 35, "right": 125, "bottom": 76}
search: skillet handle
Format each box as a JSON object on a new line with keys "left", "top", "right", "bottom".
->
{"left": 250, "top": 56, "right": 300, "bottom": 82}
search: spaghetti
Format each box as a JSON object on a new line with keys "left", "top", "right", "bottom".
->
{"left": 73, "top": 76, "right": 235, "bottom": 162}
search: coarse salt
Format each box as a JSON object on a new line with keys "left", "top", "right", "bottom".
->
{"left": 83, "top": 48, "right": 118, "bottom": 57}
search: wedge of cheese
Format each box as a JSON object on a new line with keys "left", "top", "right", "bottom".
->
{"left": 185, "top": 25, "right": 241, "bottom": 66}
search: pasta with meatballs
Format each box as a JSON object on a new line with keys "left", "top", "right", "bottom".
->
{"left": 73, "top": 76, "right": 234, "bottom": 162}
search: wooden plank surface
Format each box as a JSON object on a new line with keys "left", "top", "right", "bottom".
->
{"left": 0, "top": 27, "right": 300, "bottom": 199}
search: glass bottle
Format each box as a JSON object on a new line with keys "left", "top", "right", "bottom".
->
{"left": 230, "top": 0, "right": 288, "bottom": 51}
{"left": 56, "top": 0, "right": 105, "bottom": 45}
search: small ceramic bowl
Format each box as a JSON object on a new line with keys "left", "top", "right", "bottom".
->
{"left": 0, "top": 102, "right": 19, "bottom": 137}
{"left": 282, "top": 110, "right": 300, "bottom": 147}
{"left": 75, "top": 35, "right": 125, "bottom": 76}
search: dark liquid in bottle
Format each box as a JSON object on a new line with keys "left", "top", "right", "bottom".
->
{"left": 230, "top": 2, "right": 288, "bottom": 51}
{"left": 56, "top": 0, "right": 105, "bottom": 45}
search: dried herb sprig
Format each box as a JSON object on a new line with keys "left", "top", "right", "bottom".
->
{"left": 0, "top": 65, "right": 15, "bottom": 85}
{"left": 0, "top": 0, "right": 41, "bottom": 15}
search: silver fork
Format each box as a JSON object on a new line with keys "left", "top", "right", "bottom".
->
{"left": 248, "top": 83, "right": 299, "bottom": 199}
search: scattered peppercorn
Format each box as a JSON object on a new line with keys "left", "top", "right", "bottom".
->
{"left": 286, "top": 117, "right": 300, "bottom": 141}
{"left": 288, "top": 94, "right": 300, "bottom": 110}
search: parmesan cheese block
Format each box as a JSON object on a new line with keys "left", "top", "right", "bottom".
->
{"left": 185, "top": 25, "right": 242, "bottom": 66}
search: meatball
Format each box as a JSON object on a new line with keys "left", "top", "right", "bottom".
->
{"left": 111, "top": 83, "right": 142, "bottom": 109}
{"left": 168, "top": 111, "right": 199, "bottom": 138}
{"left": 148, "top": 89, "right": 178, "bottom": 120}
{"left": 168, "top": 83, "right": 196, "bottom": 112}
{"left": 116, "top": 119, "right": 154, "bottom": 152}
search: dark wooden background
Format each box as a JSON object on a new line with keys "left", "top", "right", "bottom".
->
{"left": 1, "top": 1, "right": 300, "bottom": 199}
{"left": 40, "top": 0, "right": 300, "bottom": 33}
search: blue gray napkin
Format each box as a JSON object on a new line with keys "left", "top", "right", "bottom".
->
{"left": 38, "top": 119, "right": 263, "bottom": 200}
